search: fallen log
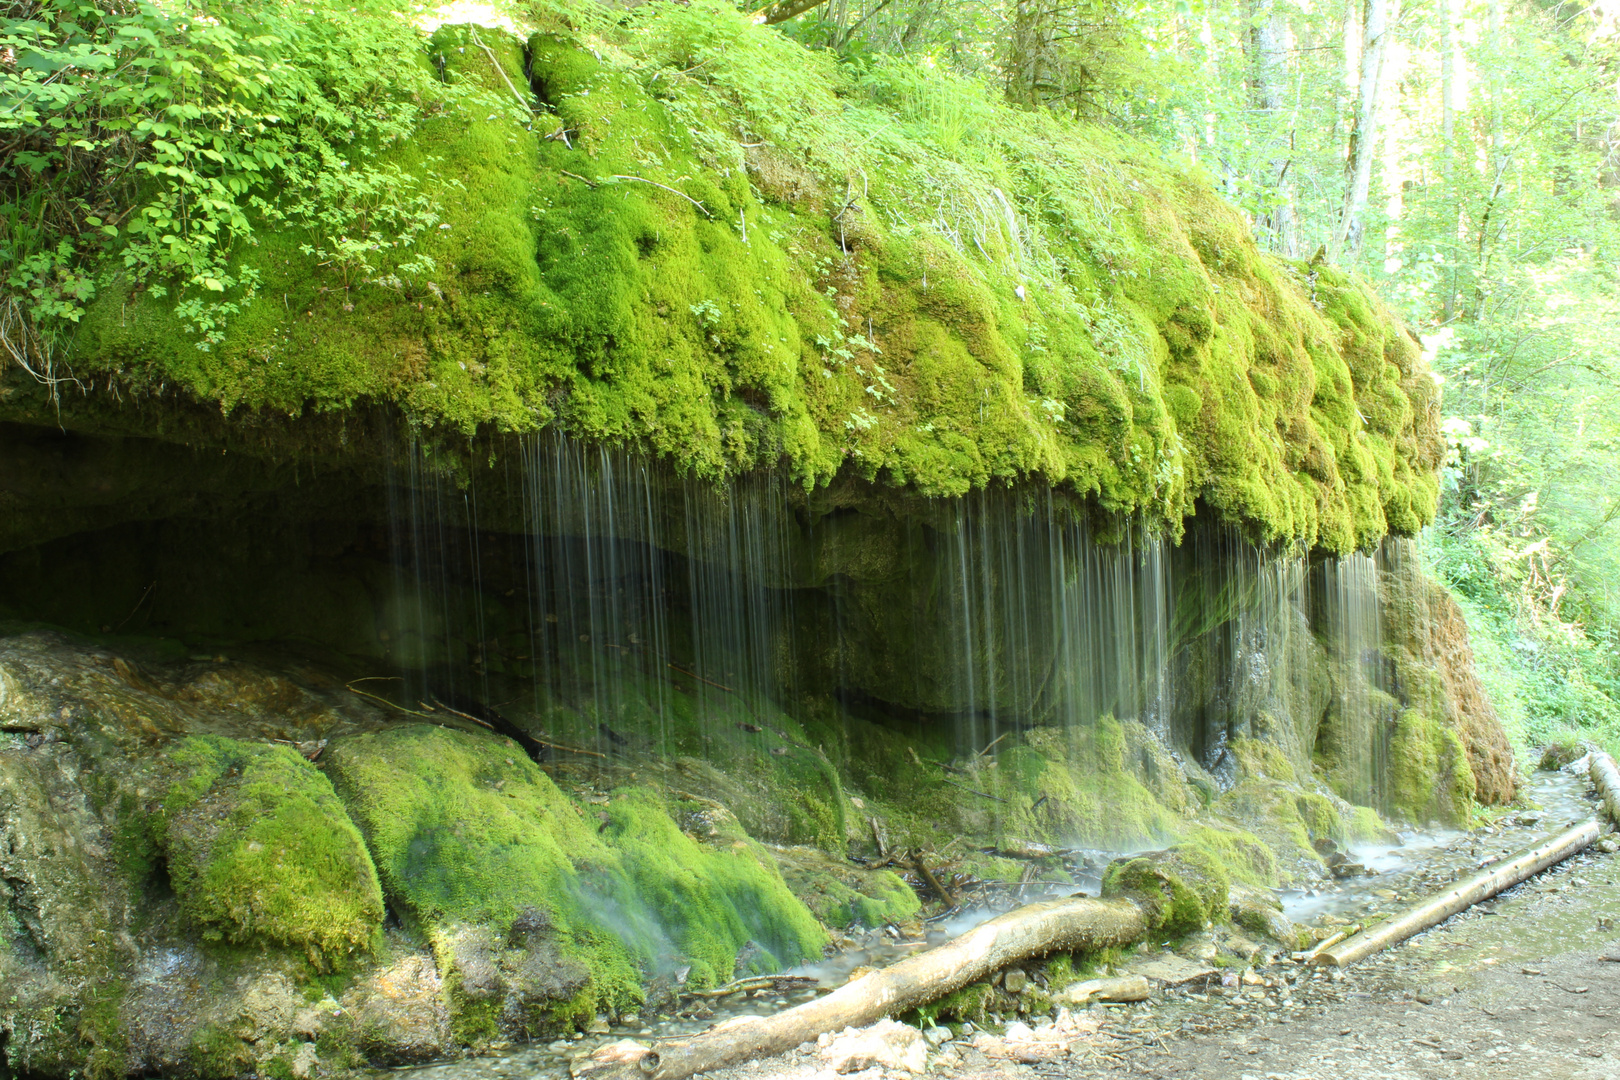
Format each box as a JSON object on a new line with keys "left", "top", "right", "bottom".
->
{"left": 1591, "top": 751, "right": 1620, "bottom": 824}
{"left": 1052, "top": 974, "right": 1151, "bottom": 1006}
{"left": 685, "top": 975, "right": 821, "bottom": 999}
{"left": 1312, "top": 819, "right": 1602, "bottom": 967}
{"left": 582, "top": 894, "right": 1148, "bottom": 1080}
{"left": 1305, "top": 924, "right": 1361, "bottom": 960}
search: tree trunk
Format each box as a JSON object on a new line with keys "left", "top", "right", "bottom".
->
{"left": 578, "top": 895, "right": 1148, "bottom": 1080}
{"left": 1440, "top": 0, "right": 1460, "bottom": 321}
{"left": 1250, "top": 0, "right": 1299, "bottom": 257}
{"left": 1592, "top": 751, "right": 1620, "bottom": 823}
{"left": 1331, "top": 0, "right": 1395, "bottom": 263}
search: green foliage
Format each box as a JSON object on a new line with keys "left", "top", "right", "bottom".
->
{"left": 0, "top": 0, "right": 473, "bottom": 357}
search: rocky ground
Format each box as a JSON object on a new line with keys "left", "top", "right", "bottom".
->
{"left": 688, "top": 833, "right": 1619, "bottom": 1080}
{"left": 388, "top": 771, "right": 1618, "bottom": 1080}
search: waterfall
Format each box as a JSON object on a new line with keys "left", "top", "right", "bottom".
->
{"left": 380, "top": 431, "right": 1402, "bottom": 832}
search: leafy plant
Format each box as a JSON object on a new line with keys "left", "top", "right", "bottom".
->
{"left": 0, "top": 0, "right": 492, "bottom": 365}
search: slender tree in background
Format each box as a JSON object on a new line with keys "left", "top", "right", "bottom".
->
{"left": 1333, "top": 0, "right": 1396, "bottom": 261}
{"left": 1248, "top": 0, "right": 1299, "bottom": 257}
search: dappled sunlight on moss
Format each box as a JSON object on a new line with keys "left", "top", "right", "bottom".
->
{"left": 61, "top": 0, "right": 1441, "bottom": 550}
{"left": 323, "top": 724, "right": 826, "bottom": 1028}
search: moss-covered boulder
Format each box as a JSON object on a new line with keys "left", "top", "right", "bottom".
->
{"left": 323, "top": 724, "right": 827, "bottom": 1035}
{"left": 153, "top": 736, "right": 385, "bottom": 964}
{"left": 1101, "top": 846, "right": 1230, "bottom": 938}
{"left": 772, "top": 845, "right": 921, "bottom": 930}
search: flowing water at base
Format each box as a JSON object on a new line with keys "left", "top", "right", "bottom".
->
{"left": 376, "top": 770, "right": 1603, "bottom": 1080}
{"left": 1280, "top": 769, "right": 1592, "bottom": 926}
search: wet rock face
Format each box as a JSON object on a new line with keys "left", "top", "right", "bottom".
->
{"left": 0, "top": 632, "right": 833, "bottom": 1077}
{"left": 0, "top": 633, "right": 426, "bottom": 1077}
{"left": 1378, "top": 548, "right": 1517, "bottom": 807}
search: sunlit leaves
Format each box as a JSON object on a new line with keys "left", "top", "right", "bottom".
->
{"left": 1, "top": 0, "right": 470, "bottom": 349}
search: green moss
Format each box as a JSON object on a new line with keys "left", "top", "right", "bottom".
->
{"left": 1178, "top": 824, "right": 1277, "bottom": 889}
{"left": 1387, "top": 709, "right": 1476, "bottom": 825}
{"left": 1101, "top": 846, "right": 1229, "bottom": 938}
{"left": 922, "top": 982, "right": 996, "bottom": 1027}
{"left": 51, "top": 0, "right": 1442, "bottom": 551}
{"left": 75, "top": 982, "right": 129, "bottom": 1080}
{"left": 774, "top": 847, "right": 921, "bottom": 929}
{"left": 187, "top": 1024, "right": 256, "bottom": 1079}
{"left": 156, "top": 736, "right": 385, "bottom": 964}
{"left": 324, "top": 725, "right": 825, "bottom": 1029}
{"left": 597, "top": 788, "right": 828, "bottom": 987}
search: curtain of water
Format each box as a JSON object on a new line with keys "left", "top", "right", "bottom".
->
{"left": 1319, "top": 551, "right": 1386, "bottom": 808}
{"left": 383, "top": 431, "right": 1401, "bottom": 815}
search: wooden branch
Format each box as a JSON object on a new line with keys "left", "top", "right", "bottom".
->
{"left": 345, "top": 682, "right": 437, "bottom": 718}
{"left": 869, "top": 816, "right": 888, "bottom": 860}
{"left": 977, "top": 730, "right": 1012, "bottom": 758}
{"left": 1591, "top": 751, "right": 1620, "bottom": 824}
{"left": 941, "top": 777, "right": 1007, "bottom": 804}
{"left": 1053, "top": 975, "right": 1150, "bottom": 1006}
{"left": 610, "top": 176, "right": 713, "bottom": 217}
{"left": 985, "top": 842, "right": 1074, "bottom": 861}
{"left": 580, "top": 893, "right": 1149, "bottom": 1080}
{"left": 685, "top": 975, "right": 820, "bottom": 999}
{"left": 469, "top": 30, "right": 534, "bottom": 114}
{"left": 752, "top": 0, "right": 827, "bottom": 25}
{"left": 911, "top": 849, "right": 957, "bottom": 908}
{"left": 1312, "top": 820, "right": 1602, "bottom": 967}
{"left": 665, "top": 663, "right": 736, "bottom": 694}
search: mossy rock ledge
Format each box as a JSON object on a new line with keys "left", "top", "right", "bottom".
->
{"left": 6, "top": 2, "right": 1441, "bottom": 553}
{"left": 0, "top": 633, "right": 845, "bottom": 1077}
{"left": 0, "top": 7, "right": 1497, "bottom": 1078}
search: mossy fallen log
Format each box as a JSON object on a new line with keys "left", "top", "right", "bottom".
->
{"left": 1591, "top": 752, "right": 1620, "bottom": 824}
{"left": 1311, "top": 820, "right": 1602, "bottom": 968}
{"left": 578, "top": 894, "right": 1149, "bottom": 1080}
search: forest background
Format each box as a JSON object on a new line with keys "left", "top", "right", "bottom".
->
{"left": 4, "top": 0, "right": 1620, "bottom": 760}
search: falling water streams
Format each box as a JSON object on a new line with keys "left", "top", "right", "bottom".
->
{"left": 355, "top": 431, "right": 1461, "bottom": 1075}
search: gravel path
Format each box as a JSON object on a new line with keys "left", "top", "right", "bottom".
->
{"left": 695, "top": 836, "right": 1619, "bottom": 1080}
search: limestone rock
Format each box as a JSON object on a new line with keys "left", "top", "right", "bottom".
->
{"left": 819, "top": 1019, "right": 928, "bottom": 1074}
{"left": 341, "top": 953, "right": 453, "bottom": 1064}
{"left": 1127, "top": 951, "right": 1219, "bottom": 987}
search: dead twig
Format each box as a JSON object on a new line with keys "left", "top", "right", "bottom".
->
{"left": 942, "top": 777, "right": 1008, "bottom": 804}
{"left": 469, "top": 29, "right": 535, "bottom": 115}
{"left": 666, "top": 663, "right": 736, "bottom": 694}
{"left": 911, "top": 849, "right": 958, "bottom": 908}
{"left": 346, "top": 681, "right": 438, "bottom": 718}
{"left": 610, "top": 175, "right": 712, "bottom": 217}
{"left": 977, "top": 730, "right": 1012, "bottom": 758}
{"left": 685, "top": 975, "right": 820, "bottom": 999}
